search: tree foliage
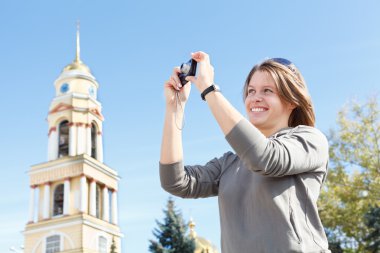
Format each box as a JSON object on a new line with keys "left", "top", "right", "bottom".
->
{"left": 326, "top": 228, "right": 344, "bottom": 253}
{"left": 364, "top": 206, "right": 380, "bottom": 252}
{"left": 149, "top": 198, "right": 195, "bottom": 253}
{"left": 319, "top": 97, "right": 380, "bottom": 252}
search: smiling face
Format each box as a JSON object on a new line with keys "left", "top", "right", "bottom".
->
{"left": 244, "top": 70, "right": 295, "bottom": 137}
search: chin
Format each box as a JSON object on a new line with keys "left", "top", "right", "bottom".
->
{"left": 249, "top": 117, "right": 265, "bottom": 126}
{"left": 250, "top": 120, "right": 263, "bottom": 128}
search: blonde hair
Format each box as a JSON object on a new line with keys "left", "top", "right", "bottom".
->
{"left": 243, "top": 59, "right": 315, "bottom": 127}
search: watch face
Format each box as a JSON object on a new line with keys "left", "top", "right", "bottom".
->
{"left": 89, "top": 87, "right": 95, "bottom": 97}
{"left": 60, "top": 83, "right": 69, "bottom": 93}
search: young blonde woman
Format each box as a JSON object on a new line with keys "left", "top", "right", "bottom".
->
{"left": 160, "top": 51, "right": 331, "bottom": 253}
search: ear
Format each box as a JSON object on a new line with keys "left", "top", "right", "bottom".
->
{"left": 288, "top": 103, "right": 297, "bottom": 111}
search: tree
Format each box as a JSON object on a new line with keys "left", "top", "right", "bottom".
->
{"left": 326, "top": 228, "right": 344, "bottom": 253}
{"left": 364, "top": 206, "right": 380, "bottom": 252}
{"left": 319, "top": 98, "right": 380, "bottom": 252}
{"left": 149, "top": 198, "right": 195, "bottom": 253}
{"left": 110, "top": 237, "right": 117, "bottom": 253}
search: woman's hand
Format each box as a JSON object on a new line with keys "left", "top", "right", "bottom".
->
{"left": 186, "top": 51, "right": 215, "bottom": 93}
{"left": 164, "top": 67, "right": 191, "bottom": 108}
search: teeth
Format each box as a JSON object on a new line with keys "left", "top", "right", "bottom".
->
{"left": 251, "top": 108, "right": 265, "bottom": 112}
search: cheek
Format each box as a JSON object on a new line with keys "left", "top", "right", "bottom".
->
{"left": 244, "top": 96, "right": 250, "bottom": 108}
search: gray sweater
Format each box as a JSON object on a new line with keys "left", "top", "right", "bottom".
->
{"left": 160, "top": 119, "right": 331, "bottom": 253}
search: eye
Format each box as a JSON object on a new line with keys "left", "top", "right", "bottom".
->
{"left": 247, "top": 88, "right": 255, "bottom": 95}
{"left": 264, "top": 88, "right": 273, "bottom": 94}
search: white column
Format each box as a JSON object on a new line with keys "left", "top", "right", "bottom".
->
{"left": 89, "top": 179, "right": 96, "bottom": 216}
{"left": 36, "top": 187, "right": 40, "bottom": 221}
{"left": 63, "top": 178, "right": 70, "bottom": 215}
{"left": 43, "top": 183, "right": 51, "bottom": 219}
{"left": 86, "top": 124, "right": 92, "bottom": 156}
{"left": 69, "top": 124, "right": 77, "bottom": 156}
{"left": 48, "top": 128, "right": 58, "bottom": 161}
{"left": 102, "top": 186, "right": 109, "bottom": 221}
{"left": 80, "top": 175, "right": 88, "bottom": 213}
{"left": 97, "top": 132, "right": 103, "bottom": 162}
{"left": 111, "top": 190, "right": 118, "bottom": 224}
{"left": 77, "top": 124, "right": 85, "bottom": 155}
{"left": 28, "top": 186, "right": 36, "bottom": 223}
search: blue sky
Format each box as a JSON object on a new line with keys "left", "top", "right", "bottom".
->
{"left": 1, "top": 1, "right": 379, "bottom": 252}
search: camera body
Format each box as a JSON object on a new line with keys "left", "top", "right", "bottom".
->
{"left": 178, "top": 59, "right": 197, "bottom": 86}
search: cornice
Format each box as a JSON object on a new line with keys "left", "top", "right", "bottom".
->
{"left": 24, "top": 214, "right": 123, "bottom": 237}
{"left": 48, "top": 103, "right": 104, "bottom": 121}
{"left": 51, "top": 93, "right": 102, "bottom": 108}
{"left": 30, "top": 154, "right": 119, "bottom": 180}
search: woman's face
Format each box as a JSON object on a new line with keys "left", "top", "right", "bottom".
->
{"left": 244, "top": 70, "right": 295, "bottom": 136}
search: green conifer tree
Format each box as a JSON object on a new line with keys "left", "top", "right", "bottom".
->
{"left": 364, "top": 206, "right": 380, "bottom": 252}
{"left": 110, "top": 237, "right": 117, "bottom": 253}
{"left": 149, "top": 198, "right": 195, "bottom": 253}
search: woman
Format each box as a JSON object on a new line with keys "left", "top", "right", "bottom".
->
{"left": 160, "top": 51, "right": 330, "bottom": 253}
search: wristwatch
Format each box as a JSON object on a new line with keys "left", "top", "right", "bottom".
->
{"left": 201, "top": 84, "right": 221, "bottom": 101}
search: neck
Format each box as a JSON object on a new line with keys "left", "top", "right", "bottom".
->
{"left": 259, "top": 125, "right": 289, "bottom": 138}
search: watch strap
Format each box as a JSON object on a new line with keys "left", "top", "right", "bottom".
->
{"left": 201, "top": 84, "right": 220, "bottom": 101}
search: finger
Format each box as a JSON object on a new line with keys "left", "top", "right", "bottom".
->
{"left": 164, "top": 81, "right": 173, "bottom": 88}
{"left": 171, "top": 74, "right": 181, "bottom": 85}
{"left": 170, "top": 76, "right": 182, "bottom": 90}
{"left": 172, "top": 66, "right": 181, "bottom": 75}
{"left": 171, "top": 67, "right": 183, "bottom": 87}
{"left": 191, "top": 52, "right": 202, "bottom": 62}
{"left": 191, "top": 51, "right": 210, "bottom": 63}
{"left": 164, "top": 81, "right": 174, "bottom": 90}
{"left": 165, "top": 79, "right": 180, "bottom": 91}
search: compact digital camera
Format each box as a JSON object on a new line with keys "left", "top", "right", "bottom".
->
{"left": 178, "top": 59, "right": 197, "bottom": 86}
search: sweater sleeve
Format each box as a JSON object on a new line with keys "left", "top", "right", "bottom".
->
{"left": 225, "top": 119, "right": 329, "bottom": 177}
{"left": 159, "top": 152, "right": 235, "bottom": 198}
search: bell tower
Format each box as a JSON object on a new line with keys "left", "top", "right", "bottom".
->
{"left": 24, "top": 25, "right": 122, "bottom": 253}
{"left": 47, "top": 24, "right": 103, "bottom": 162}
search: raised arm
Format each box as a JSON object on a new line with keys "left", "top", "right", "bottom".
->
{"left": 186, "top": 52, "right": 245, "bottom": 136}
{"left": 160, "top": 67, "right": 190, "bottom": 164}
{"left": 159, "top": 66, "right": 226, "bottom": 198}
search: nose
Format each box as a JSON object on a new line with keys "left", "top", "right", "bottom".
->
{"left": 249, "top": 93, "right": 263, "bottom": 102}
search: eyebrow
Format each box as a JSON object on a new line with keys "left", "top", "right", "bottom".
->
{"left": 247, "top": 84, "right": 275, "bottom": 89}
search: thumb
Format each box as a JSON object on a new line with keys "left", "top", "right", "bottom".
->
{"left": 185, "top": 76, "right": 196, "bottom": 83}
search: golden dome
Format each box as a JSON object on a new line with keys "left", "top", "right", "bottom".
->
{"left": 63, "top": 59, "right": 91, "bottom": 73}
{"left": 189, "top": 219, "right": 218, "bottom": 253}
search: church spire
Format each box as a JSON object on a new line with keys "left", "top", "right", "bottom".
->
{"left": 75, "top": 21, "right": 81, "bottom": 63}
{"left": 62, "top": 21, "right": 91, "bottom": 73}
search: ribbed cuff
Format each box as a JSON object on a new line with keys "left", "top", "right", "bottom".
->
{"left": 159, "top": 161, "right": 185, "bottom": 187}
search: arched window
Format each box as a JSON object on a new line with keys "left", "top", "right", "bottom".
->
{"left": 58, "top": 120, "right": 69, "bottom": 157}
{"left": 96, "top": 184, "right": 101, "bottom": 218}
{"left": 91, "top": 123, "right": 97, "bottom": 159}
{"left": 53, "top": 184, "right": 64, "bottom": 216}
{"left": 46, "top": 235, "right": 60, "bottom": 253}
{"left": 99, "top": 236, "right": 107, "bottom": 253}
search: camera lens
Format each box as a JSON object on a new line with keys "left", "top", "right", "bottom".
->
{"left": 180, "top": 63, "right": 190, "bottom": 75}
